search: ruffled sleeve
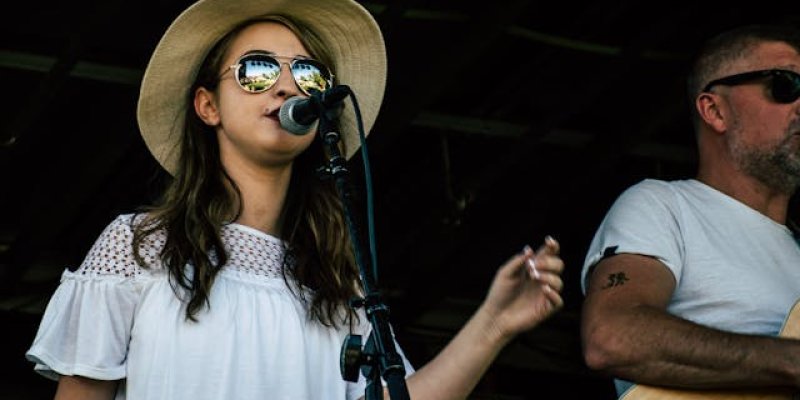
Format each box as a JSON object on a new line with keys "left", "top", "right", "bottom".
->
{"left": 25, "top": 214, "right": 146, "bottom": 381}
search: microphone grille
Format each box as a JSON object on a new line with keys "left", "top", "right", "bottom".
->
{"left": 278, "top": 96, "right": 314, "bottom": 135}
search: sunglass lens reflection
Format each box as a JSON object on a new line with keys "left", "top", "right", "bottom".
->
{"left": 237, "top": 57, "right": 281, "bottom": 92}
{"left": 291, "top": 60, "right": 331, "bottom": 94}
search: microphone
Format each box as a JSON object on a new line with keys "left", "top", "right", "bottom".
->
{"left": 279, "top": 85, "right": 350, "bottom": 135}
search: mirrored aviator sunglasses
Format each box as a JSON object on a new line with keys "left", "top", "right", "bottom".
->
{"left": 226, "top": 52, "right": 334, "bottom": 96}
{"left": 703, "top": 69, "right": 800, "bottom": 104}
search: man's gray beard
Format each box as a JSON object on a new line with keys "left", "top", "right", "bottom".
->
{"left": 735, "top": 136, "right": 800, "bottom": 194}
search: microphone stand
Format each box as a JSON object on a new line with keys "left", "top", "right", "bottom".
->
{"left": 311, "top": 87, "right": 410, "bottom": 400}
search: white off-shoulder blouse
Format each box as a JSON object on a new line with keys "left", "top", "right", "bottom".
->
{"left": 26, "top": 214, "right": 414, "bottom": 400}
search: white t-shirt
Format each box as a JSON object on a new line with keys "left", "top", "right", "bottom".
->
{"left": 581, "top": 179, "right": 800, "bottom": 396}
{"left": 26, "top": 214, "right": 414, "bottom": 400}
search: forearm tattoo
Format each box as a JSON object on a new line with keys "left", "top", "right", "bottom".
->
{"left": 602, "top": 272, "right": 629, "bottom": 289}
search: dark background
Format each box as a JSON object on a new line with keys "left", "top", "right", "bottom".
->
{"left": 2, "top": 1, "right": 799, "bottom": 399}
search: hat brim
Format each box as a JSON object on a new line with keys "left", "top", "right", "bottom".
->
{"left": 137, "top": 0, "right": 386, "bottom": 175}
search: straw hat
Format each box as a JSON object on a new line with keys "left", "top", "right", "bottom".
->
{"left": 137, "top": 0, "right": 387, "bottom": 175}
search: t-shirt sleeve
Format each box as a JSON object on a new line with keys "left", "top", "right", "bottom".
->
{"left": 25, "top": 214, "right": 144, "bottom": 381}
{"left": 580, "top": 180, "right": 684, "bottom": 294}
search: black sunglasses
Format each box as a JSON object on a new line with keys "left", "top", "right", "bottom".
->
{"left": 702, "top": 69, "right": 800, "bottom": 104}
{"left": 222, "top": 51, "right": 334, "bottom": 96}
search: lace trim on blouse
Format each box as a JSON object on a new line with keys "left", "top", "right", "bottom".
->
{"left": 74, "top": 214, "right": 290, "bottom": 281}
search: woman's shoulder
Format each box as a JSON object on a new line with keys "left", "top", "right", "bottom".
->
{"left": 95, "top": 212, "right": 164, "bottom": 249}
{"left": 72, "top": 212, "right": 165, "bottom": 277}
{"left": 99, "top": 212, "right": 150, "bottom": 233}
{"left": 106, "top": 211, "right": 169, "bottom": 235}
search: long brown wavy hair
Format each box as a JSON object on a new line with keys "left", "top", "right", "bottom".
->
{"left": 132, "top": 15, "right": 360, "bottom": 327}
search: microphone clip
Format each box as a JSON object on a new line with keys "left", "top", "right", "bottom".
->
{"left": 311, "top": 85, "right": 350, "bottom": 119}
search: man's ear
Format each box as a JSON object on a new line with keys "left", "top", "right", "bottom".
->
{"left": 696, "top": 92, "right": 727, "bottom": 133}
{"left": 194, "top": 87, "right": 221, "bottom": 126}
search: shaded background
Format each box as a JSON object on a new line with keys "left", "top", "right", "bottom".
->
{"left": 2, "top": 1, "right": 799, "bottom": 399}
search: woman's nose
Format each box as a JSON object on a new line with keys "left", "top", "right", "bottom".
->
{"left": 271, "top": 63, "right": 300, "bottom": 98}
